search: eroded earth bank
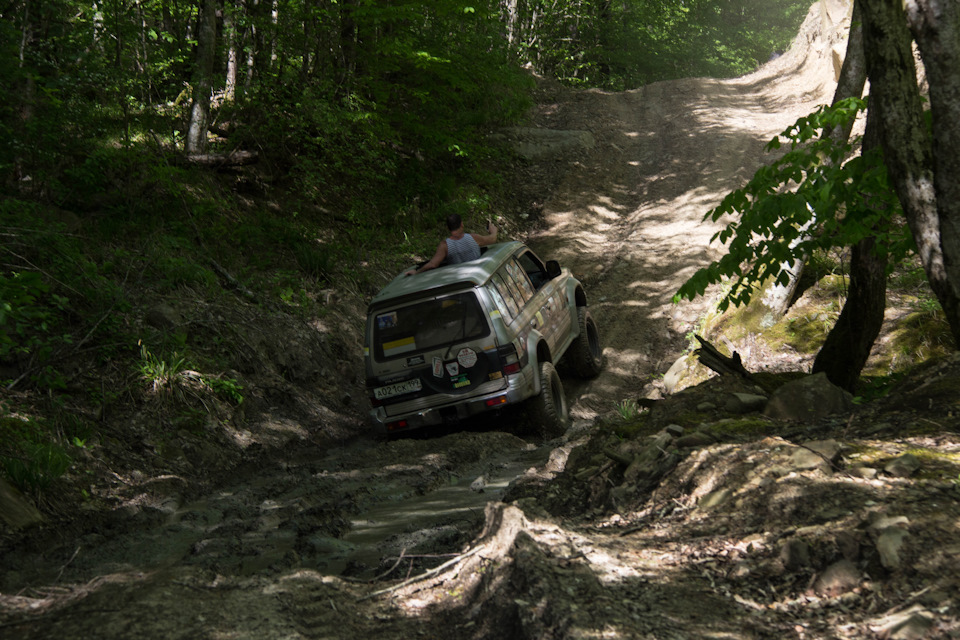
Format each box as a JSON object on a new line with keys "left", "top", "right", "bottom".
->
{"left": 3, "top": 2, "right": 960, "bottom": 639}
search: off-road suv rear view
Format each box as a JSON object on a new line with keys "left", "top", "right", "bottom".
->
{"left": 364, "top": 241, "right": 602, "bottom": 436}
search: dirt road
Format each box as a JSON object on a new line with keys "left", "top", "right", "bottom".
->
{"left": 527, "top": 10, "right": 844, "bottom": 419}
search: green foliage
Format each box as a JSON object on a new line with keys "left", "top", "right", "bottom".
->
{"left": 513, "top": 0, "right": 810, "bottom": 88}
{"left": 206, "top": 376, "right": 244, "bottom": 404}
{"left": 138, "top": 341, "right": 188, "bottom": 393}
{"left": 675, "top": 98, "right": 913, "bottom": 311}
{"left": 615, "top": 399, "right": 640, "bottom": 421}
{"left": 0, "top": 415, "right": 72, "bottom": 494}
{"left": 0, "top": 270, "right": 72, "bottom": 389}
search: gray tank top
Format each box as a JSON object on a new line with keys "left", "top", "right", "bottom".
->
{"left": 446, "top": 234, "right": 481, "bottom": 264}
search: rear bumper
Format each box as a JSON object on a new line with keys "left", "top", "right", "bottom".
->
{"left": 369, "top": 367, "right": 537, "bottom": 434}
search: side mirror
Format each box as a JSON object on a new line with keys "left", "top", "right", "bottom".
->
{"left": 546, "top": 260, "right": 561, "bottom": 278}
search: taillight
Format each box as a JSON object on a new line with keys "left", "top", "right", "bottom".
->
{"left": 485, "top": 396, "right": 507, "bottom": 407}
{"left": 497, "top": 343, "right": 522, "bottom": 375}
{"left": 387, "top": 419, "right": 409, "bottom": 431}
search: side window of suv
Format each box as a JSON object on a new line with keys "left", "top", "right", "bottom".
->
{"left": 517, "top": 251, "right": 549, "bottom": 289}
{"left": 489, "top": 273, "right": 520, "bottom": 320}
{"left": 505, "top": 259, "right": 535, "bottom": 302}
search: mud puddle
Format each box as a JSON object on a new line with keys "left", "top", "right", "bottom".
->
{"left": 334, "top": 440, "right": 552, "bottom": 577}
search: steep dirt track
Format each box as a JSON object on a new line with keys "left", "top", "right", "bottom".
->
{"left": 527, "top": 7, "right": 845, "bottom": 419}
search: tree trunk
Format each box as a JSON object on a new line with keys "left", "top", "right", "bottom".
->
{"left": 812, "top": 235, "right": 887, "bottom": 392}
{"left": 224, "top": 3, "right": 238, "bottom": 102}
{"left": 813, "top": 91, "right": 887, "bottom": 393}
{"left": 904, "top": 0, "right": 960, "bottom": 347}
{"left": 760, "top": 0, "right": 867, "bottom": 319}
{"left": 185, "top": 0, "right": 218, "bottom": 154}
{"left": 859, "top": 0, "right": 960, "bottom": 347}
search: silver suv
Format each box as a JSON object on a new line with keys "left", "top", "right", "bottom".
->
{"left": 364, "top": 241, "right": 602, "bottom": 436}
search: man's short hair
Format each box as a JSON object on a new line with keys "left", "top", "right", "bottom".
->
{"left": 446, "top": 214, "right": 463, "bottom": 231}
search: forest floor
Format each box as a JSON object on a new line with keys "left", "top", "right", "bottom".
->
{"left": 3, "top": 2, "right": 960, "bottom": 639}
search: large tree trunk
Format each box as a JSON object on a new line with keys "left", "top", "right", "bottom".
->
{"left": 904, "top": 0, "right": 960, "bottom": 347}
{"left": 812, "top": 234, "right": 887, "bottom": 392}
{"left": 859, "top": 0, "right": 960, "bottom": 347}
{"left": 185, "top": 0, "right": 218, "bottom": 154}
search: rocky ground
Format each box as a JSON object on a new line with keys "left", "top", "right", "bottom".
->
{"left": 3, "top": 1, "right": 960, "bottom": 638}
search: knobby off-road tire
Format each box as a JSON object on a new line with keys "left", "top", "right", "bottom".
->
{"left": 569, "top": 307, "right": 603, "bottom": 378}
{"left": 530, "top": 361, "right": 569, "bottom": 439}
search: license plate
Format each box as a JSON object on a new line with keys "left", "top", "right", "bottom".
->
{"left": 374, "top": 378, "right": 422, "bottom": 400}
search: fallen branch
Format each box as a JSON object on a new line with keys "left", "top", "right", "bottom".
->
{"left": 184, "top": 150, "right": 258, "bottom": 167}
{"left": 694, "top": 334, "right": 751, "bottom": 378}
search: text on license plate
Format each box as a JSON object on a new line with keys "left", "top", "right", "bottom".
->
{"left": 374, "top": 378, "right": 422, "bottom": 400}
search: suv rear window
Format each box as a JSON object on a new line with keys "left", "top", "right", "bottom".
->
{"left": 372, "top": 291, "right": 490, "bottom": 361}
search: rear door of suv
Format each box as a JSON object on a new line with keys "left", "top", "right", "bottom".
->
{"left": 368, "top": 287, "right": 506, "bottom": 416}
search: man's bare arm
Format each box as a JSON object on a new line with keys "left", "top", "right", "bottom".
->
{"left": 472, "top": 222, "right": 499, "bottom": 247}
{"left": 405, "top": 240, "right": 448, "bottom": 276}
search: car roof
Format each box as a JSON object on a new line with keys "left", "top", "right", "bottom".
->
{"left": 369, "top": 241, "right": 525, "bottom": 309}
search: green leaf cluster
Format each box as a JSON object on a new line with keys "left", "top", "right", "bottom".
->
{"left": 675, "top": 98, "right": 914, "bottom": 310}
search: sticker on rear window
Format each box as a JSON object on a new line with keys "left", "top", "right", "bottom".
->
{"left": 377, "top": 312, "right": 398, "bottom": 330}
{"left": 383, "top": 336, "right": 416, "bottom": 358}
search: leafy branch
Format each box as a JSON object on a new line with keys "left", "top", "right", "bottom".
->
{"left": 674, "top": 97, "right": 912, "bottom": 311}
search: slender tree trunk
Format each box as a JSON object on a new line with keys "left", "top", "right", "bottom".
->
{"left": 224, "top": 2, "right": 238, "bottom": 101}
{"left": 859, "top": 0, "right": 959, "bottom": 347}
{"left": 338, "top": 0, "right": 357, "bottom": 87}
{"left": 503, "top": 0, "right": 518, "bottom": 46}
{"left": 813, "top": 95, "right": 887, "bottom": 392}
{"left": 760, "top": 0, "right": 867, "bottom": 319}
{"left": 185, "top": 0, "right": 218, "bottom": 154}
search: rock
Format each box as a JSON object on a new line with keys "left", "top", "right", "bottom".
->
{"left": 870, "top": 515, "right": 910, "bottom": 532}
{"left": 470, "top": 476, "right": 487, "bottom": 493}
{"left": 813, "top": 558, "right": 860, "bottom": 596}
{"left": 789, "top": 439, "right": 842, "bottom": 472}
{"left": 876, "top": 527, "right": 909, "bottom": 570}
{"left": 779, "top": 538, "right": 811, "bottom": 570}
{"left": 869, "top": 515, "right": 910, "bottom": 571}
{"left": 872, "top": 607, "right": 935, "bottom": 640}
{"left": 665, "top": 424, "right": 684, "bottom": 437}
{"left": 763, "top": 372, "right": 854, "bottom": 422}
{"left": 663, "top": 354, "right": 695, "bottom": 394}
{"left": 724, "top": 393, "right": 767, "bottom": 414}
{"left": 884, "top": 453, "right": 921, "bottom": 478}
{"left": 848, "top": 466, "right": 878, "bottom": 479}
{"left": 699, "top": 488, "right": 733, "bottom": 510}
{"left": 0, "top": 478, "right": 44, "bottom": 531}
{"left": 836, "top": 531, "right": 860, "bottom": 561}
{"left": 675, "top": 432, "right": 716, "bottom": 449}
{"left": 145, "top": 303, "right": 182, "bottom": 330}
{"left": 545, "top": 446, "right": 570, "bottom": 474}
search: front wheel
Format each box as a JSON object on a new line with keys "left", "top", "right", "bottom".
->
{"left": 569, "top": 307, "right": 603, "bottom": 378}
{"left": 529, "top": 361, "right": 569, "bottom": 439}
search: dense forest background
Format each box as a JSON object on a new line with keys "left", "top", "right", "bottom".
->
{"left": 2, "top": 0, "right": 809, "bottom": 497}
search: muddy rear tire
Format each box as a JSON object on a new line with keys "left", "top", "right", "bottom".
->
{"left": 569, "top": 307, "right": 603, "bottom": 378}
{"left": 530, "top": 361, "right": 569, "bottom": 438}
